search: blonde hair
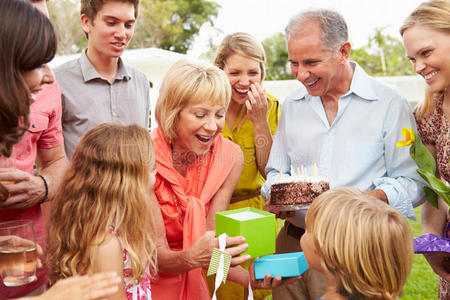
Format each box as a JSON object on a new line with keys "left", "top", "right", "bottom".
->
{"left": 214, "top": 32, "right": 272, "bottom": 129}
{"left": 415, "top": 86, "right": 436, "bottom": 121}
{"left": 400, "top": 0, "right": 450, "bottom": 120}
{"left": 214, "top": 32, "right": 266, "bottom": 81}
{"left": 47, "top": 123, "right": 158, "bottom": 283}
{"left": 305, "top": 187, "right": 413, "bottom": 300}
{"left": 155, "top": 59, "right": 231, "bottom": 143}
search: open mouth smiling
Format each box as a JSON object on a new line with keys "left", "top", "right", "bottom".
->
{"left": 304, "top": 78, "right": 320, "bottom": 87}
{"left": 234, "top": 87, "right": 249, "bottom": 95}
{"left": 423, "top": 71, "right": 438, "bottom": 80}
{"left": 196, "top": 135, "right": 213, "bottom": 143}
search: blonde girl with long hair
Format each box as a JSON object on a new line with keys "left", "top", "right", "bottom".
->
{"left": 47, "top": 123, "right": 158, "bottom": 300}
{"left": 400, "top": 1, "right": 450, "bottom": 298}
{"left": 302, "top": 187, "right": 413, "bottom": 300}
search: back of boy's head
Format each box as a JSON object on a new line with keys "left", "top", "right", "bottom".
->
{"left": 305, "top": 187, "right": 413, "bottom": 300}
{"left": 81, "top": 0, "right": 140, "bottom": 20}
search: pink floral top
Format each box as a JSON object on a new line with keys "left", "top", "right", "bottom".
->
{"left": 415, "top": 93, "right": 450, "bottom": 299}
{"left": 108, "top": 226, "right": 152, "bottom": 300}
{"left": 415, "top": 93, "right": 450, "bottom": 182}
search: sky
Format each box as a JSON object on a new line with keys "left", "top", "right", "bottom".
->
{"left": 187, "top": 0, "right": 424, "bottom": 58}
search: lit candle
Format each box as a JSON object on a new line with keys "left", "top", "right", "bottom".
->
{"left": 280, "top": 168, "right": 283, "bottom": 179}
{"left": 297, "top": 167, "right": 300, "bottom": 176}
{"left": 313, "top": 163, "right": 318, "bottom": 178}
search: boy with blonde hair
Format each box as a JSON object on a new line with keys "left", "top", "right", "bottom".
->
{"left": 302, "top": 187, "right": 413, "bottom": 300}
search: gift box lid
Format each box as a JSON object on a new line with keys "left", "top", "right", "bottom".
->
{"left": 254, "top": 252, "right": 309, "bottom": 280}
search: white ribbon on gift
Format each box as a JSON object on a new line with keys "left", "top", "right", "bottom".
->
{"left": 248, "top": 281, "right": 254, "bottom": 300}
{"left": 211, "top": 233, "right": 227, "bottom": 300}
{"left": 209, "top": 233, "right": 254, "bottom": 300}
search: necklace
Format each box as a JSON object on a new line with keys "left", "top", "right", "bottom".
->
{"left": 171, "top": 148, "right": 204, "bottom": 217}
{"left": 196, "top": 155, "right": 203, "bottom": 196}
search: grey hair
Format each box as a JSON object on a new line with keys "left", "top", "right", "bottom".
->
{"left": 285, "top": 9, "right": 348, "bottom": 53}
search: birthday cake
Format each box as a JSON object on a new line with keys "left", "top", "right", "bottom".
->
{"left": 270, "top": 175, "right": 330, "bottom": 205}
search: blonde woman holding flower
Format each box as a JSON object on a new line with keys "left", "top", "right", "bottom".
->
{"left": 401, "top": 0, "right": 450, "bottom": 298}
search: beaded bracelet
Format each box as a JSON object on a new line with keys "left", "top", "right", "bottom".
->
{"left": 38, "top": 174, "right": 48, "bottom": 205}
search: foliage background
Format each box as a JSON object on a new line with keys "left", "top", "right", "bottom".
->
{"left": 48, "top": 2, "right": 414, "bottom": 78}
{"left": 48, "top": 0, "right": 219, "bottom": 54}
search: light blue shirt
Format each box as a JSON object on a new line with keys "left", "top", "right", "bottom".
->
{"left": 262, "top": 62, "right": 424, "bottom": 223}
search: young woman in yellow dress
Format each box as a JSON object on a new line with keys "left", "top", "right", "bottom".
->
{"left": 211, "top": 32, "right": 281, "bottom": 300}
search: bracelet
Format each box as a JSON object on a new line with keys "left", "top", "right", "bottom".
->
{"left": 38, "top": 174, "right": 48, "bottom": 205}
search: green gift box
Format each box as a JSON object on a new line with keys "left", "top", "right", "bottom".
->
{"left": 215, "top": 207, "right": 276, "bottom": 258}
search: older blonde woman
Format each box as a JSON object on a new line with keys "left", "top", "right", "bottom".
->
{"left": 149, "top": 59, "right": 251, "bottom": 300}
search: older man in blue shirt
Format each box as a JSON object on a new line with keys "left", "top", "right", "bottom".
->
{"left": 261, "top": 9, "right": 424, "bottom": 300}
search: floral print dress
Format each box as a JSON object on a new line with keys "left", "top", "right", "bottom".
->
{"left": 108, "top": 226, "right": 152, "bottom": 300}
{"left": 415, "top": 93, "right": 450, "bottom": 300}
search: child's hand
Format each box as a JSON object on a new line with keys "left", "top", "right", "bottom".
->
{"left": 34, "top": 272, "right": 121, "bottom": 300}
{"left": 248, "top": 262, "right": 301, "bottom": 290}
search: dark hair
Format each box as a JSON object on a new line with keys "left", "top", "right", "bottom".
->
{"left": 0, "top": 0, "right": 57, "bottom": 157}
{"left": 81, "top": 0, "right": 140, "bottom": 20}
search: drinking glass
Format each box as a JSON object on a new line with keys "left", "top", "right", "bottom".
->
{"left": 0, "top": 220, "right": 37, "bottom": 287}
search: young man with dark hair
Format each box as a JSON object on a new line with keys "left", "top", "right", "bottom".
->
{"left": 55, "top": 0, "right": 150, "bottom": 159}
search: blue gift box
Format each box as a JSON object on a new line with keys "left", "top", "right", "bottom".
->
{"left": 254, "top": 252, "right": 309, "bottom": 280}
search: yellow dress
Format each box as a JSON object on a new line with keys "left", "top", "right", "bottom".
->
{"left": 207, "top": 93, "right": 280, "bottom": 300}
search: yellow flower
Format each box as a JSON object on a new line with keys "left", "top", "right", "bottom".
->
{"left": 396, "top": 128, "right": 415, "bottom": 147}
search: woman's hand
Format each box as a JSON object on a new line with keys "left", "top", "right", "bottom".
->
{"left": 0, "top": 236, "right": 43, "bottom": 271}
{"left": 246, "top": 83, "right": 268, "bottom": 126}
{"left": 424, "top": 252, "right": 450, "bottom": 281}
{"left": 186, "top": 231, "right": 251, "bottom": 269}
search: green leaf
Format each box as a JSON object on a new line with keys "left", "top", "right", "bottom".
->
{"left": 410, "top": 142, "right": 416, "bottom": 161}
{"left": 413, "top": 134, "right": 436, "bottom": 173}
{"left": 423, "top": 186, "right": 439, "bottom": 208}
{"left": 417, "top": 169, "right": 450, "bottom": 206}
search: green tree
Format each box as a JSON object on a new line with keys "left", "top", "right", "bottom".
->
{"left": 128, "top": 0, "right": 220, "bottom": 53}
{"left": 351, "top": 28, "right": 415, "bottom": 76}
{"left": 262, "top": 32, "right": 294, "bottom": 80}
{"left": 198, "top": 36, "right": 221, "bottom": 61}
{"left": 48, "top": 0, "right": 220, "bottom": 55}
{"left": 48, "top": 0, "right": 86, "bottom": 55}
